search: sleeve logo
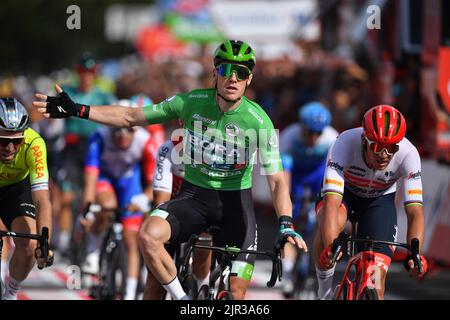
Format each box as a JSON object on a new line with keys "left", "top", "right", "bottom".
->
{"left": 325, "top": 178, "right": 343, "bottom": 186}
{"left": 327, "top": 160, "right": 344, "bottom": 172}
{"left": 407, "top": 171, "right": 421, "bottom": 180}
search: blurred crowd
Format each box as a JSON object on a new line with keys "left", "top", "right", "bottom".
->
{"left": 0, "top": 43, "right": 430, "bottom": 148}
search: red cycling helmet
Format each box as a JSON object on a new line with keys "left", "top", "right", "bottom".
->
{"left": 362, "top": 105, "right": 406, "bottom": 144}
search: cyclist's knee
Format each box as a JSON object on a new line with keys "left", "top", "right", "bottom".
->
{"left": 138, "top": 216, "right": 170, "bottom": 253}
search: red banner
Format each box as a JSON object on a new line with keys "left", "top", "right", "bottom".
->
{"left": 438, "top": 47, "right": 450, "bottom": 113}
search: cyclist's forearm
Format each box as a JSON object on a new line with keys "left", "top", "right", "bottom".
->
{"left": 143, "top": 185, "right": 154, "bottom": 202}
{"left": 321, "top": 195, "right": 341, "bottom": 247}
{"left": 267, "top": 171, "right": 293, "bottom": 217}
{"left": 87, "top": 105, "right": 149, "bottom": 127}
{"left": 405, "top": 205, "right": 425, "bottom": 252}
{"left": 81, "top": 173, "right": 98, "bottom": 210}
{"left": 32, "top": 189, "right": 53, "bottom": 239}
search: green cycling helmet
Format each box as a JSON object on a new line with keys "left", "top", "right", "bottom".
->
{"left": 213, "top": 40, "right": 256, "bottom": 71}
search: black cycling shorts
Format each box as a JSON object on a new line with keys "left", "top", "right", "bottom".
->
{"left": 155, "top": 180, "right": 258, "bottom": 269}
{"left": 318, "top": 189, "right": 398, "bottom": 258}
{"left": 0, "top": 178, "right": 36, "bottom": 230}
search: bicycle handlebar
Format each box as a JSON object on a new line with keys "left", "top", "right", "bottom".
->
{"left": 183, "top": 234, "right": 283, "bottom": 288}
{"left": 0, "top": 227, "right": 50, "bottom": 270}
{"left": 330, "top": 232, "right": 423, "bottom": 272}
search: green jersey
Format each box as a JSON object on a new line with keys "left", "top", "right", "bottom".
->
{"left": 143, "top": 89, "right": 282, "bottom": 190}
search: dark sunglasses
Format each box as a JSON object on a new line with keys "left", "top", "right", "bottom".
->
{"left": 364, "top": 136, "right": 399, "bottom": 156}
{"left": 217, "top": 63, "right": 251, "bottom": 81}
{"left": 0, "top": 137, "right": 24, "bottom": 147}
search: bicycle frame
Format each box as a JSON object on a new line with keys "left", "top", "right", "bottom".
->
{"left": 332, "top": 233, "right": 422, "bottom": 300}
{"left": 333, "top": 249, "right": 380, "bottom": 300}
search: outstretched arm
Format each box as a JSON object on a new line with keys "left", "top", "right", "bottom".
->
{"left": 33, "top": 84, "right": 149, "bottom": 127}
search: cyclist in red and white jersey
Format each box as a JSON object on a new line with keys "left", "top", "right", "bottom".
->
{"left": 314, "top": 105, "right": 427, "bottom": 300}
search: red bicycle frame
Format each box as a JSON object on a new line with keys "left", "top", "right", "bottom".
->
{"left": 334, "top": 249, "right": 380, "bottom": 300}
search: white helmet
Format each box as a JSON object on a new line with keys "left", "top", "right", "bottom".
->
{"left": 0, "top": 98, "right": 29, "bottom": 132}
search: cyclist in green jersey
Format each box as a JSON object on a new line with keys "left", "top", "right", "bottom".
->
{"left": 34, "top": 40, "right": 308, "bottom": 300}
{"left": 0, "top": 98, "right": 54, "bottom": 300}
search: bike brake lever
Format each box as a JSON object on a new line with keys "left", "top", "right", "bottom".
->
{"left": 410, "top": 238, "right": 422, "bottom": 274}
{"left": 331, "top": 232, "right": 348, "bottom": 264}
{"left": 38, "top": 227, "right": 49, "bottom": 270}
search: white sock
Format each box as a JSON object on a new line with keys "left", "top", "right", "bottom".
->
{"left": 315, "top": 265, "right": 335, "bottom": 300}
{"left": 86, "top": 232, "right": 104, "bottom": 255}
{"left": 125, "top": 277, "right": 138, "bottom": 300}
{"left": 4, "top": 277, "right": 22, "bottom": 300}
{"left": 58, "top": 231, "right": 71, "bottom": 252}
{"left": 162, "top": 277, "right": 187, "bottom": 300}
{"left": 1, "top": 260, "right": 9, "bottom": 284}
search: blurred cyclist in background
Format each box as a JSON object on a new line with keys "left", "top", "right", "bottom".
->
{"left": 279, "top": 102, "right": 337, "bottom": 299}
{"left": 58, "top": 52, "right": 116, "bottom": 256}
{"left": 79, "top": 99, "right": 155, "bottom": 300}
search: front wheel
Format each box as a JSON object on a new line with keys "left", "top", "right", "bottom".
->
{"left": 360, "top": 287, "right": 379, "bottom": 300}
{"left": 333, "top": 283, "right": 350, "bottom": 300}
{"left": 97, "top": 238, "right": 127, "bottom": 300}
{"left": 217, "top": 290, "right": 234, "bottom": 300}
{"left": 180, "top": 274, "right": 198, "bottom": 300}
{"left": 195, "top": 284, "right": 210, "bottom": 300}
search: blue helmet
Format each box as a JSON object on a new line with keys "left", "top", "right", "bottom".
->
{"left": 130, "top": 94, "right": 153, "bottom": 108}
{"left": 298, "top": 102, "right": 331, "bottom": 132}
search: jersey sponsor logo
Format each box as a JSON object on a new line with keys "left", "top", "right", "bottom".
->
{"left": 268, "top": 133, "right": 278, "bottom": 148}
{"left": 188, "top": 93, "right": 209, "bottom": 99}
{"left": 200, "top": 167, "right": 242, "bottom": 177}
{"left": 155, "top": 146, "right": 170, "bottom": 181}
{"left": 384, "top": 171, "right": 395, "bottom": 177}
{"left": 325, "top": 178, "right": 343, "bottom": 187}
{"left": 192, "top": 113, "right": 216, "bottom": 125}
{"left": 225, "top": 123, "right": 240, "bottom": 137}
{"left": 248, "top": 108, "right": 263, "bottom": 124}
{"left": 187, "top": 130, "right": 247, "bottom": 168}
{"left": 327, "top": 160, "right": 344, "bottom": 172}
{"left": 407, "top": 171, "right": 421, "bottom": 180}
{"left": 408, "top": 189, "right": 423, "bottom": 195}
{"left": 347, "top": 184, "right": 389, "bottom": 196}
{"left": 31, "top": 146, "right": 45, "bottom": 179}
{"left": 0, "top": 172, "right": 21, "bottom": 180}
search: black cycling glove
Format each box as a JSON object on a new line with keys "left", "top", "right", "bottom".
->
{"left": 46, "top": 91, "right": 90, "bottom": 119}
